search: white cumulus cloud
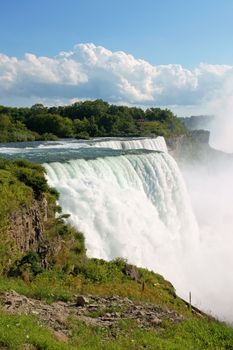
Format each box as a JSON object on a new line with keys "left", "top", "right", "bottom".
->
{"left": 0, "top": 43, "right": 233, "bottom": 108}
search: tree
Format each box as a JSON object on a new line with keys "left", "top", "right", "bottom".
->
{"left": 26, "top": 113, "right": 75, "bottom": 138}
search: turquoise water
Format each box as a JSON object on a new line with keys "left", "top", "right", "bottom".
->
{"left": 0, "top": 138, "right": 164, "bottom": 163}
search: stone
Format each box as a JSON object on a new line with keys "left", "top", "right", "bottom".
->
{"left": 151, "top": 317, "right": 162, "bottom": 326}
{"left": 53, "top": 330, "right": 68, "bottom": 343}
{"left": 76, "top": 295, "right": 89, "bottom": 307}
{"left": 137, "top": 310, "right": 146, "bottom": 317}
{"left": 123, "top": 264, "right": 141, "bottom": 281}
{"left": 1, "top": 290, "right": 186, "bottom": 338}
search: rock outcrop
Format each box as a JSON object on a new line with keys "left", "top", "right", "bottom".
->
{"left": 166, "top": 130, "right": 210, "bottom": 159}
{"left": 9, "top": 196, "right": 48, "bottom": 254}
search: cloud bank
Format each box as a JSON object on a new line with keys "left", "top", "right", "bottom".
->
{"left": 1, "top": 43, "right": 233, "bottom": 108}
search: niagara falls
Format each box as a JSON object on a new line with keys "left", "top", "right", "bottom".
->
{"left": 1, "top": 134, "right": 232, "bottom": 324}
{"left": 1, "top": 1, "right": 233, "bottom": 348}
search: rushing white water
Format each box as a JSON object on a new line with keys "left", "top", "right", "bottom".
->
{"left": 44, "top": 150, "right": 198, "bottom": 289}
{"left": 0, "top": 136, "right": 167, "bottom": 153}
{"left": 93, "top": 136, "right": 168, "bottom": 153}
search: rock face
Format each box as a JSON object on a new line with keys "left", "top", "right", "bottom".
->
{"left": 7, "top": 196, "right": 51, "bottom": 268}
{"left": 166, "top": 130, "right": 210, "bottom": 157}
{"left": 167, "top": 130, "right": 233, "bottom": 167}
{"left": 9, "top": 197, "right": 48, "bottom": 253}
{"left": 123, "top": 264, "right": 142, "bottom": 282}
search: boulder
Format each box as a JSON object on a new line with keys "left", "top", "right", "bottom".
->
{"left": 123, "top": 264, "right": 141, "bottom": 282}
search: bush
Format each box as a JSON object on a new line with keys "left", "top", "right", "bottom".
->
{"left": 74, "top": 258, "right": 127, "bottom": 283}
{"left": 9, "top": 251, "right": 43, "bottom": 279}
{"left": 14, "top": 168, "right": 49, "bottom": 197}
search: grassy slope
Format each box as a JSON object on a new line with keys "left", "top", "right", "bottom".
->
{"left": 0, "top": 311, "right": 233, "bottom": 350}
{"left": 1, "top": 270, "right": 233, "bottom": 350}
{"left": 0, "top": 158, "right": 233, "bottom": 349}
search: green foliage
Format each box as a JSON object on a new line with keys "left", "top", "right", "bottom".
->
{"left": 0, "top": 158, "right": 49, "bottom": 198}
{"left": 14, "top": 167, "right": 49, "bottom": 197}
{"left": 0, "top": 160, "right": 34, "bottom": 226}
{"left": 9, "top": 251, "right": 43, "bottom": 278}
{"left": 0, "top": 113, "right": 39, "bottom": 142}
{"left": 41, "top": 208, "right": 86, "bottom": 275}
{"left": 74, "top": 258, "right": 126, "bottom": 283}
{"left": 40, "top": 132, "right": 59, "bottom": 141}
{"left": 0, "top": 273, "right": 81, "bottom": 303}
{"left": 0, "top": 260, "right": 184, "bottom": 311}
{"left": 26, "top": 113, "right": 75, "bottom": 137}
{"left": 76, "top": 131, "right": 90, "bottom": 139}
{"left": 0, "top": 100, "right": 188, "bottom": 142}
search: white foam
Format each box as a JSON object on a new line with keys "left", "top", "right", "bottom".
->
{"left": 44, "top": 150, "right": 198, "bottom": 289}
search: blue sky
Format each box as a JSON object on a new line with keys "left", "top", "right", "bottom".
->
{"left": 1, "top": 0, "right": 233, "bottom": 113}
{"left": 1, "top": 0, "right": 233, "bottom": 66}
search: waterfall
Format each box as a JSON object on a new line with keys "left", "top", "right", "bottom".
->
{"left": 44, "top": 147, "right": 198, "bottom": 281}
{"left": 92, "top": 136, "right": 168, "bottom": 153}
{"left": 2, "top": 135, "right": 232, "bottom": 320}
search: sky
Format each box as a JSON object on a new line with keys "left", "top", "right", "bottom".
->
{"left": 1, "top": 0, "right": 233, "bottom": 116}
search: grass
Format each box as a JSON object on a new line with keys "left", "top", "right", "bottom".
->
{"left": 70, "top": 318, "right": 233, "bottom": 350}
{"left": 0, "top": 273, "right": 81, "bottom": 303}
{"left": 0, "top": 264, "right": 189, "bottom": 315}
{"left": 1, "top": 311, "right": 232, "bottom": 350}
{"left": 1, "top": 269, "right": 233, "bottom": 349}
{"left": 0, "top": 311, "right": 74, "bottom": 350}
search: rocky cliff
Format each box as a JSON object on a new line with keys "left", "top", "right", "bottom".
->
{"left": 166, "top": 130, "right": 210, "bottom": 160}
{"left": 9, "top": 197, "right": 48, "bottom": 253}
{"left": 0, "top": 159, "right": 85, "bottom": 275}
{"left": 7, "top": 196, "right": 51, "bottom": 269}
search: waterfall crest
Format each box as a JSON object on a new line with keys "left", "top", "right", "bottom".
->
{"left": 92, "top": 136, "right": 168, "bottom": 152}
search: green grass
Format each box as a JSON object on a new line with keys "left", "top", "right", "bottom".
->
{"left": 1, "top": 270, "right": 233, "bottom": 349}
{"left": 0, "top": 273, "right": 81, "bottom": 303}
{"left": 0, "top": 159, "right": 49, "bottom": 227}
{"left": 0, "top": 310, "right": 233, "bottom": 350}
{"left": 0, "top": 311, "right": 74, "bottom": 350}
{"left": 69, "top": 318, "right": 233, "bottom": 350}
{"left": 0, "top": 262, "right": 188, "bottom": 315}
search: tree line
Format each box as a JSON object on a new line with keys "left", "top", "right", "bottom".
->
{"left": 0, "top": 99, "right": 187, "bottom": 142}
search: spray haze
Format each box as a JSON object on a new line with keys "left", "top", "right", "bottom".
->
{"left": 187, "top": 84, "right": 233, "bottom": 321}
{"left": 179, "top": 82, "right": 233, "bottom": 322}
{"left": 181, "top": 155, "right": 233, "bottom": 321}
{"left": 208, "top": 79, "right": 233, "bottom": 153}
